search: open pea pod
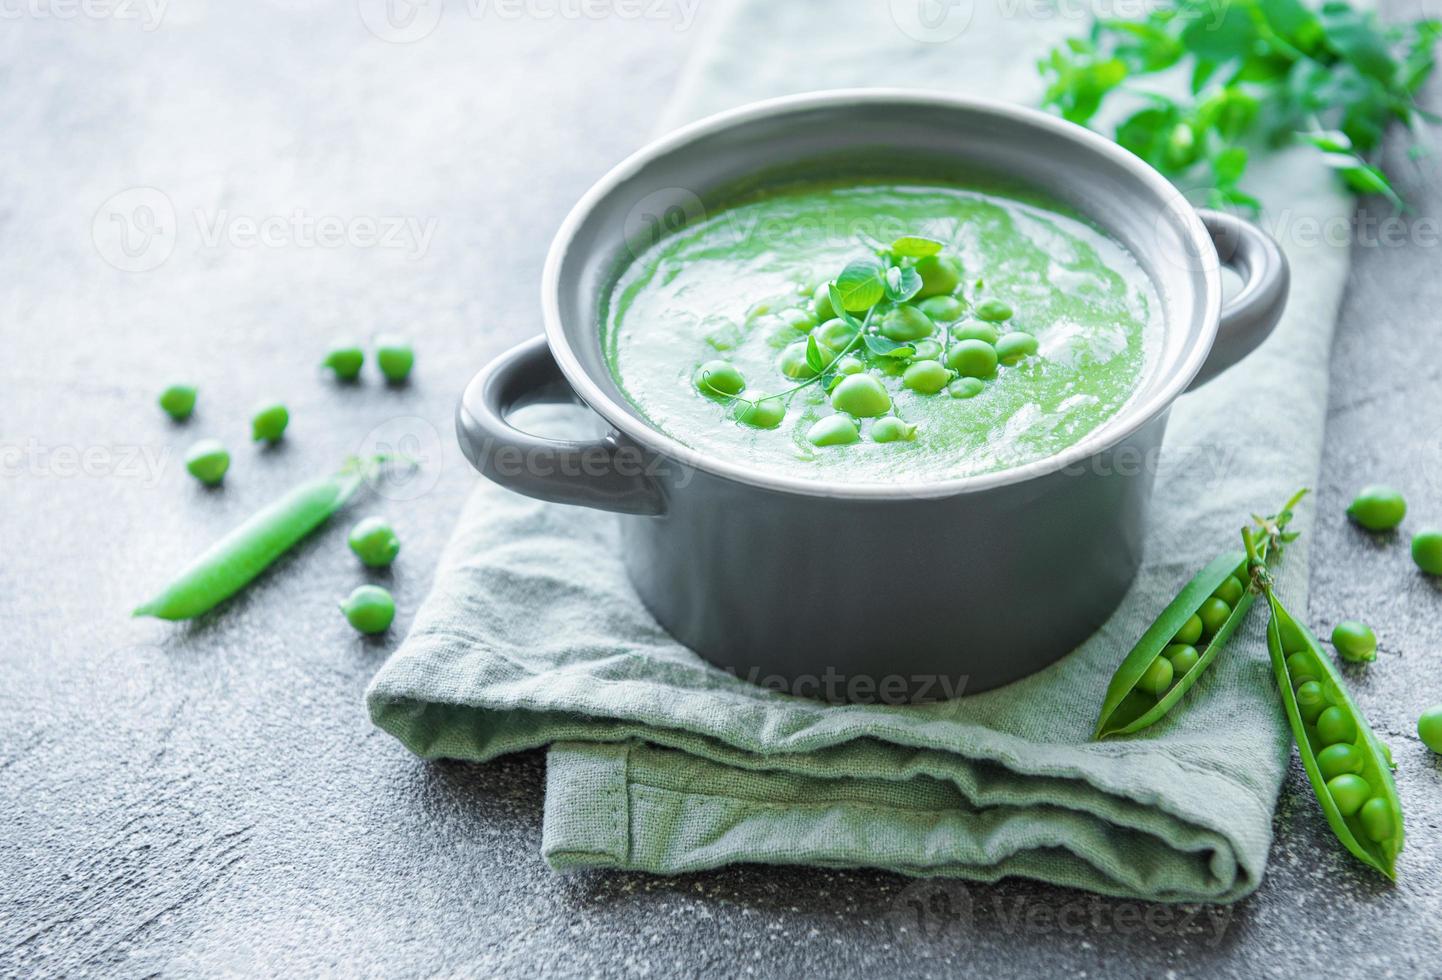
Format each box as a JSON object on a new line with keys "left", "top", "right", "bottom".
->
{"left": 1265, "top": 591, "right": 1404, "bottom": 880}
{"left": 1093, "top": 550, "right": 1253, "bottom": 738}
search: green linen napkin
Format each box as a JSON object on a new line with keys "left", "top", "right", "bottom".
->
{"left": 367, "top": 0, "right": 1355, "bottom": 901}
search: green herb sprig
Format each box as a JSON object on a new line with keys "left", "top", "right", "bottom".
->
{"left": 1038, "top": 0, "right": 1441, "bottom": 212}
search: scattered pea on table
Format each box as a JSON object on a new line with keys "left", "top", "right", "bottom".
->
{"left": 340, "top": 584, "right": 395, "bottom": 635}
{"left": 323, "top": 341, "right": 365, "bottom": 381}
{"left": 1346, "top": 485, "right": 1406, "bottom": 531}
{"left": 251, "top": 401, "right": 289, "bottom": 443}
{"left": 159, "top": 384, "right": 197, "bottom": 421}
{"left": 184, "top": 439, "right": 230, "bottom": 486}
{"left": 1419, "top": 706, "right": 1442, "bottom": 754}
{"left": 1411, "top": 528, "right": 1442, "bottom": 575}
{"left": 1331, "top": 620, "right": 1377, "bottom": 663}
{"left": 348, "top": 516, "right": 400, "bottom": 568}
{"left": 375, "top": 335, "right": 415, "bottom": 383}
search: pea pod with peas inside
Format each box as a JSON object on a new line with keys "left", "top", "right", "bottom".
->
{"left": 1093, "top": 490, "right": 1306, "bottom": 740}
{"left": 1245, "top": 527, "right": 1404, "bottom": 880}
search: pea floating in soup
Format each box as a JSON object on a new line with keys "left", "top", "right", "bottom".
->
{"left": 602, "top": 180, "right": 1162, "bottom": 483}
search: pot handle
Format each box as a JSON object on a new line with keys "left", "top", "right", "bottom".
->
{"left": 455, "top": 335, "right": 666, "bottom": 515}
{"left": 1186, "top": 209, "right": 1290, "bottom": 390}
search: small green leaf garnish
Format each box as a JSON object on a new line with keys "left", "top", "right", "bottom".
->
{"left": 889, "top": 235, "right": 944, "bottom": 258}
{"left": 883, "top": 265, "right": 924, "bottom": 303}
{"left": 863, "top": 334, "right": 915, "bottom": 358}
{"left": 834, "top": 258, "right": 887, "bottom": 312}
{"left": 805, "top": 334, "right": 825, "bottom": 374}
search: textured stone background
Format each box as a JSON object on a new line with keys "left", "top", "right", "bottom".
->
{"left": 3, "top": 1, "right": 1440, "bottom": 976}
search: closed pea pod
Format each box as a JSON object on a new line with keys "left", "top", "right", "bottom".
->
{"left": 133, "top": 457, "right": 387, "bottom": 620}
{"left": 1249, "top": 527, "right": 1404, "bottom": 880}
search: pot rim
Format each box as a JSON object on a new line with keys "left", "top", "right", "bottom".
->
{"left": 540, "top": 88, "right": 1220, "bottom": 500}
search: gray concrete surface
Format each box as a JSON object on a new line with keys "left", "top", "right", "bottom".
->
{"left": 3, "top": 1, "right": 1441, "bottom": 977}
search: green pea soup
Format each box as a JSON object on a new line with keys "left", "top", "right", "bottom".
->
{"left": 601, "top": 178, "right": 1163, "bottom": 482}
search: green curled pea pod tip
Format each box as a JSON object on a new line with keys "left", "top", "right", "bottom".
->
{"left": 250, "top": 402, "right": 289, "bottom": 443}
{"left": 1418, "top": 706, "right": 1442, "bottom": 754}
{"left": 1410, "top": 528, "right": 1442, "bottom": 575}
{"left": 339, "top": 584, "right": 395, "bottom": 635}
{"left": 158, "top": 384, "right": 197, "bottom": 421}
{"left": 323, "top": 342, "right": 365, "bottom": 381}
{"left": 375, "top": 335, "right": 415, "bottom": 384}
{"left": 1330, "top": 620, "right": 1377, "bottom": 663}
{"left": 184, "top": 439, "right": 230, "bottom": 486}
{"left": 348, "top": 515, "right": 401, "bottom": 568}
{"left": 1346, "top": 485, "right": 1406, "bottom": 531}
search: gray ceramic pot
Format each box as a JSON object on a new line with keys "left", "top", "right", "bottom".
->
{"left": 456, "top": 90, "right": 1288, "bottom": 702}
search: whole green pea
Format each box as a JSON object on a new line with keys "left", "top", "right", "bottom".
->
{"left": 1316, "top": 742, "right": 1364, "bottom": 781}
{"left": 918, "top": 295, "right": 965, "bottom": 322}
{"left": 830, "top": 374, "right": 891, "bottom": 418}
{"left": 158, "top": 384, "right": 197, "bottom": 421}
{"left": 1173, "top": 614, "right": 1204, "bottom": 646}
{"left": 871, "top": 416, "right": 917, "bottom": 444}
{"left": 975, "top": 299, "right": 1014, "bottom": 323}
{"left": 952, "top": 322, "right": 998, "bottom": 345}
{"left": 1411, "top": 528, "right": 1442, "bottom": 575}
{"left": 348, "top": 516, "right": 401, "bottom": 567}
{"left": 733, "top": 396, "right": 786, "bottom": 430}
{"left": 1330, "top": 620, "right": 1376, "bottom": 663}
{"left": 375, "top": 335, "right": 415, "bottom": 383}
{"left": 1197, "top": 596, "right": 1231, "bottom": 635}
{"left": 1138, "top": 656, "right": 1174, "bottom": 696}
{"left": 1315, "top": 705, "right": 1358, "bottom": 745}
{"left": 1295, "top": 680, "right": 1328, "bottom": 724}
{"left": 806, "top": 414, "right": 859, "bottom": 447}
{"left": 815, "top": 318, "right": 859, "bottom": 351}
{"left": 812, "top": 283, "right": 836, "bottom": 321}
{"left": 778, "top": 341, "right": 820, "bottom": 380}
{"left": 323, "top": 341, "right": 365, "bottom": 380}
{"left": 694, "top": 359, "right": 746, "bottom": 397}
{"left": 835, "top": 355, "right": 865, "bottom": 376}
{"left": 1213, "top": 575, "right": 1244, "bottom": 605}
{"left": 902, "top": 360, "right": 951, "bottom": 395}
{"left": 910, "top": 339, "right": 942, "bottom": 361}
{"left": 880, "top": 305, "right": 935, "bottom": 342}
{"left": 1346, "top": 485, "right": 1406, "bottom": 531}
{"left": 251, "top": 401, "right": 289, "bottom": 443}
{"left": 1277, "top": 617, "right": 1309, "bottom": 654}
{"left": 778, "top": 307, "right": 817, "bottom": 332}
{"left": 946, "top": 339, "right": 998, "bottom": 379}
{"left": 994, "top": 331, "right": 1038, "bottom": 366}
{"left": 1286, "top": 651, "right": 1319, "bottom": 686}
{"left": 1325, "top": 773, "right": 1370, "bottom": 817}
{"left": 913, "top": 255, "right": 963, "bottom": 299}
{"left": 1418, "top": 705, "right": 1442, "bottom": 753}
{"left": 1164, "top": 643, "right": 1199, "bottom": 676}
{"left": 947, "top": 377, "right": 985, "bottom": 399}
{"left": 184, "top": 439, "right": 230, "bottom": 486}
{"left": 339, "top": 584, "right": 396, "bottom": 635}
{"left": 1359, "top": 796, "right": 1395, "bottom": 842}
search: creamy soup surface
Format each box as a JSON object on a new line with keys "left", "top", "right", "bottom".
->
{"left": 602, "top": 180, "right": 1162, "bottom": 482}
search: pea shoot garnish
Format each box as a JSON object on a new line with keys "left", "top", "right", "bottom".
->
{"left": 690, "top": 234, "right": 1041, "bottom": 447}
{"left": 1038, "top": 0, "right": 1440, "bottom": 212}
